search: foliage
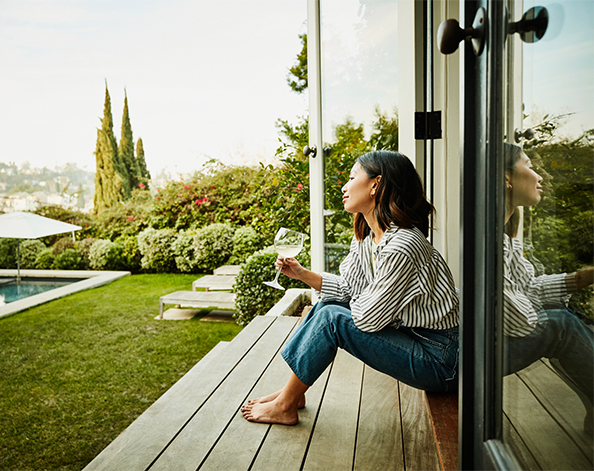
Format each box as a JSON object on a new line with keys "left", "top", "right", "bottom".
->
{"left": 35, "top": 248, "right": 55, "bottom": 269}
{"left": 287, "top": 33, "right": 308, "bottom": 93}
{"left": 119, "top": 91, "right": 141, "bottom": 191}
{"left": 88, "top": 240, "right": 117, "bottom": 270}
{"left": 137, "top": 228, "right": 177, "bottom": 273}
{"left": 51, "top": 236, "right": 74, "bottom": 255}
{"left": 75, "top": 238, "right": 99, "bottom": 268}
{"left": 34, "top": 206, "right": 96, "bottom": 245}
{"left": 523, "top": 119, "right": 593, "bottom": 318}
{"left": 19, "top": 240, "right": 46, "bottom": 269}
{"left": 0, "top": 274, "right": 242, "bottom": 471}
{"left": 193, "top": 223, "right": 236, "bottom": 273}
{"left": 52, "top": 248, "right": 86, "bottom": 270}
{"left": 229, "top": 226, "right": 264, "bottom": 264}
{"left": 149, "top": 161, "right": 264, "bottom": 232}
{"left": 172, "top": 231, "right": 200, "bottom": 273}
{"left": 93, "top": 189, "right": 154, "bottom": 240}
{"left": 94, "top": 127, "right": 124, "bottom": 213}
{"left": 113, "top": 235, "right": 142, "bottom": 273}
{"left": 0, "top": 239, "right": 18, "bottom": 269}
{"left": 233, "top": 245, "right": 310, "bottom": 326}
{"left": 136, "top": 137, "right": 151, "bottom": 184}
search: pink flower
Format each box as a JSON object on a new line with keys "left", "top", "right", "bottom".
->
{"left": 127, "top": 216, "right": 134, "bottom": 221}
{"left": 138, "top": 183, "right": 146, "bottom": 189}
{"left": 156, "top": 196, "right": 161, "bottom": 200}
{"left": 210, "top": 185, "right": 215, "bottom": 189}
{"left": 184, "top": 185, "right": 190, "bottom": 190}
{"left": 195, "top": 199, "right": 202, "bottom": 205}
{"left": 297, "top": 183, "right": 303, "bottom": 190}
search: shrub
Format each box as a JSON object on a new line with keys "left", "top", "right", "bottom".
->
{"left": 137, "top": 228, "right": 177, "bottom": 273}
{"left": 88, "top": 240, "right": 117, "bottom": 271}
{"left": 75, "top": 238, "right": 99, "bottom": 269}
{"left": 229, "top": 226, "right": 265, "bottom": 264}
{"left": 0, "top": 239, "right": 18, "bottom": 269}
{"left": 35, "top": 248, "right": 55, "bottom": 269}
{"left": 52, "top": 248, "right": 86, "bottom": 270}
{"left": 52, "top": 237, "right": 75, "bottom": 255}
{"left": 19, "top": 240, "right": 46, "bottom": 269}
{"left": 172, "top": 231, "right": 200, "bottom": 273}
{"left": 233, "top": 245, "right": 310, "bottom": 326}
{"left": 193, "top": 223, "right": 235, "bottom": 273}
{"left": 113, "top": 235, "right": 142, "bottom": 272}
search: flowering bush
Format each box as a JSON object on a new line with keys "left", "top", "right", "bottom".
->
{"left": 0, "top": 239, "right": 18, "bottom": 269}
{"left": 229, "top": 226, "right": 265, "bottom": 264}
{"left": 193, "top": 223, "right": 235, "bottom": 273}
{"left": 137, "top": 228, "right": 177, "bottom": 273}
{"left": 172, "top": 231, "right": 200, "bottom": 273}
{"left": 75, "top": 238, "right": 98, "bottom": 269}
{"left": 113, "top": 235, "right": 142, "bottom": 272}
{"left": 19, "top": 240, "right": 46, "bottom": 269}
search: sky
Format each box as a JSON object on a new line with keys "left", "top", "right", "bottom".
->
{"left": 0, "top": 0, "right": 308, "bottom": 177}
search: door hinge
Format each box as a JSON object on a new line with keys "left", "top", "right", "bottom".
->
{"left": 415, "top": 111, "right": 442, "bottom": 140}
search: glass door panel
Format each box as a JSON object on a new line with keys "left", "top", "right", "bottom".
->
{"left": 501, "top": 1, "right": 594, "bottom": 469}
{"left": 319, "top": 0, "right": 399, "bottom": 273}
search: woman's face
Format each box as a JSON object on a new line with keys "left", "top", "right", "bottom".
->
{"left": 507, "top": 153, "right": 543, "bottom": 208}
{"left": 341, "top": 162, "right": 379, "bottom": 215}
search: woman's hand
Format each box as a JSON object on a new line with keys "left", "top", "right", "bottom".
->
{"left": 274, "top": 256, "right": 323, "bottom": 291}
{"left": 275, "top": 256, "right": 305, "bottom": 280}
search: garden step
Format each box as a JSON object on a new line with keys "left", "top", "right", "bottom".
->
{"left": 213, "top": 265, "right": 241, "bottom": 276}
{"left": 159, "top": 291, "right": 235, "bottom": 319}
{"left": 191, "top": 274, "right": 236, "bottom": 292}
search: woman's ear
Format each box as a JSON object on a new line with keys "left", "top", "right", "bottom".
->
{"left": 505, "top": 172, "right": 512, "bottom": 189}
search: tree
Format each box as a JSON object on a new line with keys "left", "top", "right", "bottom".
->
{"left": 287, "top": 33, "right": 308, "bottom": 94}
{"left": 135, "top": 137, "right": 151, "bottom": 186}
{"left": 119, "top": 90, "right": 141, "bottom": 191}
{"left": 97, "top": 83, "right": 130, "bottom": 200}
{"left": 94, "top": 128, "right": 123, "bottom": 213}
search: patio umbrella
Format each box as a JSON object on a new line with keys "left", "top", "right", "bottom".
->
{"left": 0, "top": 211, "right": 82, "bottom": 282}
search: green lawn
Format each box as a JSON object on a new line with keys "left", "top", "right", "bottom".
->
{"left": 0, "top": 274, "right": 243, "bottom": 471}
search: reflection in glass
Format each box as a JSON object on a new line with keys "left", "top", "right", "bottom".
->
{"left": 502, "top": 2, "right": 594, "bottom": 468}
{"left": 320, "top": 0, "right": 399, "bottom": 273}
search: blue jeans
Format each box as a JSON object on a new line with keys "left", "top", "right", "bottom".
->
{"left": 505, "top": 308, "right": 594, "bottom": 406}
{"left": 280, "top": 301, "right": 459, "bottom": 393}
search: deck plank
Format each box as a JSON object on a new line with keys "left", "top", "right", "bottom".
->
{"left": 197, "top": 319, "right": 302, "bottom": 470}
{"left": 354, "top": 366, "right": 404, "bottom": 471}
{"left": 150, "top": 316, "right": 299, "bottom": 471}
{"left": 302, "top": 349, "right": 364, "bottom": 471}
{"left": 399, "top": 383, "right": 440, "bottom": 471}
{"left": 250, "top": 366, "right": 332, "bottom": 471}
{"left": 503, "top": 373, "right": 591, "bottom": 470}
{"left": 516, "top": 360, "right": 593, "bottom": 461}
{"left": 83, "top": 317, "right": 275, "bottom": 471}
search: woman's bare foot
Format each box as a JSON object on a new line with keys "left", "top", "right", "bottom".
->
{"left": 247, "top": 389, "right": 306, "bottom": 409}
{"left": 241, "top": 398, "right": 299, "bottom": 425}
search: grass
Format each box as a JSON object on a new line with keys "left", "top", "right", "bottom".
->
{"left": 0, "top": 274, "right": 244, "bottom": 471}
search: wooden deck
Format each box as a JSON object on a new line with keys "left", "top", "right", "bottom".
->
{"left": 84, "top": 314, "right": 441, "bottom": 471}
{"left": 503, "top": 359, "right": 593, "bottom": 470}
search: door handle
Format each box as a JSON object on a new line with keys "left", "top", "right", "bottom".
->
{"left": 437, "top": 7, "right": 486, "bottom": 56}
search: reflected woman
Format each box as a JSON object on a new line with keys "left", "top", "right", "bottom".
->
{"left": 503, "top": 143, "right": 594, "bottom": 434}
{"left": 241, "top": 150, "right": 459, "bottom": 425}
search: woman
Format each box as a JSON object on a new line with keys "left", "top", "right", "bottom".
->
{"left": 241, "top": 150, "right": 459, "bottom": 425}
{"left": 503, "top": 143, "right": 594, "bottom": 433}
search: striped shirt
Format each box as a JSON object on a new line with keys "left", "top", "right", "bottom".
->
{"left": 318, "top": 225, "right": 459, "bottom": 332}
{"left": 503, "top": 234, "right": 570, "bottom": 337}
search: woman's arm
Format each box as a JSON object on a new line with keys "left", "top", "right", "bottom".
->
{"left": 566, "top": 268, "right": 594, "bottom": 292}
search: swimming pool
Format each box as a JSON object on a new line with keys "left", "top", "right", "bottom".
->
{"left": 0, "top": 278, "right": 83, "bottom": 305}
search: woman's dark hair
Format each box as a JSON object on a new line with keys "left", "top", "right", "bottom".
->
{"left": 354, "top": 150, "right": 435, "bottom": 240}
{"left": 504, "top": 143, "right": 523, "bottom": 237}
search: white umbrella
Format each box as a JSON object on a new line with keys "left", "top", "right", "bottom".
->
{"left": 0, "top": 211, "right": 82, "bottom": 282}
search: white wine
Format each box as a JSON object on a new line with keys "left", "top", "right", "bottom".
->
{"left": 276, "top": 245, "right": 302, "bottom": 258}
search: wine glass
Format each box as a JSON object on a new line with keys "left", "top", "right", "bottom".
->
{"left": 263, "top": 227, "right": 306, "bottom": 290}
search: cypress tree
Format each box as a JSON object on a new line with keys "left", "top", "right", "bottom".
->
{"left": 93, "top": 128, "right": 123, "bottom": 213}
{"left": 101, "top": 83, "right": 130, "bottom": 198}
{"left": 119, "top": 90, "right": 140, "bottom": 191}
{"left": 135, "top": 137, "right": 151, "bottom": 186}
